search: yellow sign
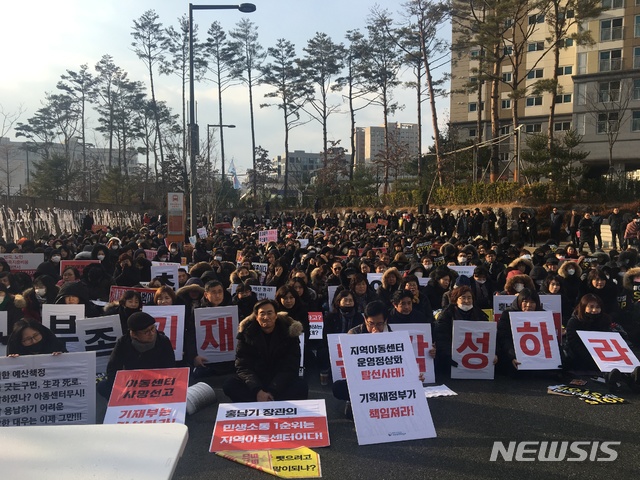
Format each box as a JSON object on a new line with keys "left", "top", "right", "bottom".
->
{"left": 216, "top": 447, "right": 321, "bottom": 478}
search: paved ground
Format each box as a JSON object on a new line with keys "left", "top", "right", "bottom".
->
{"left": 100, "top": 368, "right": 639, "bottom": 480}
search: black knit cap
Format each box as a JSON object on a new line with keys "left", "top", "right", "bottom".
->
{"left": 128, "top": 312, "right": 156, "bottom": 332}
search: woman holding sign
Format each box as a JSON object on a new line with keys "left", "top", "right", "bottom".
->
{"left": 6, "top": 319, "right": 67, "bottom": 357}
{"left": 564, "top": 294, "right": 611, "bottom": 371}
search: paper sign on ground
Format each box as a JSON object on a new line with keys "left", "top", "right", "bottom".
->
{"left": 216, "top": 447, "right": 321, "bottom": 478}
{"left": 195, "top": 306, "right": 239, "bottom": 363}
{"left": 308, "top": 312, "right": 323, "bottom": 340}
{"left": 510, "top": 311, "right": 562, "bottom": 370}
{"left": 104, "top": 367, "right": 189, "bottom": 425}
{"left": 388, "top": 324, "right": 435, "bottom": 384}
{"left": 42, "top": 304, "right": 86, "bottom": 351}
{"left": 424, "top": 385, "right": 458, "bottom": 398}
{"left": 577, "top": 331, "right": 640, "bottom": 373}
{"left": 143, "top": 305, "right": 186, "bottom": 361}
{"left": 75, "top": 315, "right": 122, "bottom": 374}
{"left": 451, "top": 320, "right": 497, "bottom": 379}
{"left": 340, "top": 331, "right": 437, "bottom": 445}
{"left": 210, "top": 399, "right": 329, "bottom": 452}
{"left": 0, "top": 352, "right": 96, "bottom": 426}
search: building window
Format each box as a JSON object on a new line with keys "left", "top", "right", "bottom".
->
{"left": 578, "top": 53, "right": 587, "bottom": 74}
{"left": 504, "top": 45, "right": 513, "bottom": 55}
{"left": 602, "top": 0, "right": 623, "bottom": 8}
{"left": 599, "top": 49, "right": 622, "bottom": 71}
{"left": 576, "top": 83, "right": 587, "bottom": 105}
{"left": 528, "top": 41, "right": 545, "bottom": 52}
{"left": 527, "top": 69, "right": 544, "bottom": 79}
{"left": 554, "top": 122, "right": 572, "bottom": 131}
{"left": 597, "top": 112, "right": 619, "bottom": 134}
{"left": 557, "top": 66, "right": 573, "bottom": 76}
{"left": 635, "top": 47, "right": 640, "bottom": 69}
{"left": 601, "top": 18, "right": 623, "bottom": 41}
{"left": 469, "top": 76, "right": 478, "bottom": 84}
{"left": 526, "top": 96, "right": 543, "bottom": 107}
{"left": 599, "top": 81, "right": 621, "bottom": 102}
{"left": 501, "top": 99, "right": 511, "bottom": 109}
{"left": 469, "top": 102, "right": 484, "bottom": 112}
{"left": 564, "top": 38, "right": 574, "bottom": 47}
{"left": 504, "top": 18, "right": 513, "bottom": 28}
{"left": 634, "top": 79, "right": 640, "bottom": 100}
{"left": 555, "top": 93, "right": 572, "bottom": 104}
{"left": 525, "top": 124, "right": 542, "bottom": 133}
{"left": 500, "top": 126, "right": 511, "bottom": 135}
{"left": 470, "top": 49, "right": 480, "bottom": 58}
{"left": 502, "top": 72, "right": 512, "bottom": 82}
{"left": 529, "top": 14, "right": 545, "bottom": 25}
{"left": 635, "top": 15, "right": 640, "bottom": 37}
{"left": 469, "top": 128, "right": 477, "bottom": 137}
{"left": 632, "top": 111, "right": 640, "bottom": 132}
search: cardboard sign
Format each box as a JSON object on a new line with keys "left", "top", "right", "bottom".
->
{"left": 340, "top": 331, "right": 437, "bottom": 445}
{"left": 142, "top": 305, "right": 186, "bottom": 362}
{"left": 493, "top": 295, "right": 517, "bottom": 322}
{"left": 0, "top": 352, "right": 96, "bottom": 426}
{"left": 539, "top": 295, "right": 563, "bottom": 342}
{"left": 577, "top": 331, "right": 640, "bottom": 373}
{"left": 308, "top": 312, "right": 323, "bottom": 340}
{"left": 41, "top": 304, "right": 86, "bottom": 351}
{"left": 0, "top": 253, "right": 44, "bottom": 276}
{"left": 259, "top": 229, "right": 278, "bottom": 244}
{"left": 250, "top": 285, "right": 276, "bottom": 300}
{"left": 451, "top": 321, "right": 497, "bottom": 379}
{"left": 448, "top": 265, "right": 475, "bottom": 279}
{"left": 197, "top": 227, "right": 208, "bottom": 239}
{"left": 104, "top": 367, "right": 189, "bottom": 425}
{"left": 388, "top": 324, "right": 436, "bottom": 384}
{"left": 327, "top": 334, "right": 346, "bottom": 381}
{"left": 75, "top": 315, "right": 122, "bottom": 374}
{"left": 195, "top": 306, "right": 239, "bottom": 363}
{"left": 210, "top": 400, "right": 330, "bottom": 452}
{"left": 150, "top": 264, "right": 179, "bottom": 292}
{"left": 109, "top": 286, "right": 157, "bottom": 305}
{"left": 59, "top": 260, "right": 100, "bottom": 276}
{"left": 510, "top": 312, "right": 562, "bottom": 370}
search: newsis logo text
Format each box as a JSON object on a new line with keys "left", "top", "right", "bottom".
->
{"left": 490, "top": 441, "right": 620, "bottom": 462}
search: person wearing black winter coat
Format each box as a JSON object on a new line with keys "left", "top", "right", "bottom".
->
{"left": 564, "top": 294, "right": 611, "bottom": 371}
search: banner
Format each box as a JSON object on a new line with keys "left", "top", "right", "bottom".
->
{"left": 103, "top": 367, "right": 189, "bottom": 425}
{"left": 150, "top": 264, "right": 179, "bottom": 292}
{"left": 0, "top": 253, "right": 44, "bottom": 276}
{"left": 109, "top": 286, "right": 157, "bottom": 305}
{"left": 308, "top": 312, "right": 323, "bottom": 340}
{"left": 493, "top": 295, "right": 517, "bottom": 322}
{"left": 59, "top": 260, "right": 99, "bottom": 276}
{"left": 216, "top": 447, "right": 321, "bottom": 478}
{"left": 41, "top": 304, "right": 86, "bottom": 351}
{"left": 166, "top": 192, "right": 184, "bottom": 244}
{"left": 75, "top": 315, "right": 122, "bottom": 374}
{"left": 577, "top": 331, "right": 640, "bottom": 373}
{"left": 195, "top": 306, "right": 239, "bottom": 363}
{"left": 340, "top": 331, "right": 437, "bottom": 445}
{"left": 210, "top": 399, "right": 330, "bottom": 452}
{"left": 451, "top": 321, "right": 497, "bottom": 379}
{"left": 388, "top": 324, "right": 435, "bottom": 383}
{"left": 510, "top": 312, "right": 562, "bottom": 370}
{"left": 142, "top": 305, "right": 186, "bottom": 361}
{"left": 0, "top": 352, "right": 96, "bottom": 426}
{"left": 327, "top": 334, "right": 346, "bottom": 381}
{"left": 259, "top": 229, "right": 278, "bottom": 244}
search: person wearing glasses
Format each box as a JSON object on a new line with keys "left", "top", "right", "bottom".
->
{"left": 6, "top": 319, "right": 66, "bottom": 357}
{"left": 98, "top": 311, "right": 175, "bottom": 398}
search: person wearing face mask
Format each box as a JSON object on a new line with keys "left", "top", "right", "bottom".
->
{"left": 114, "top": 253, "right": 141, "bottom": 287}
{"left": 232, "top": 282, "right": 258, "bottom": 320}
{"left": 470, "top": 266, "right": 496, "bottom": 309}
{"left": 54, "top": 281, "right": 101, "bottom": 318}
{"left": 91, "top": 243, "right": 115, "bottom": 276}
{"left": 104, "top": 291, "right": 144, "bottom": 344}
{"left": 541, "top": 274, "right": 574, "bottom": 327}
{"left": 34, "top": 248, "right": 63, "bottom": 281}
{"left": 19, "top": 275, "right": 59, "bottom": 323}
{"left": 500, "top": 274, "right": 536, "bottom": 295}
{"left": 168, "top": 242, "right": 182, "bottom": 263}
{"left": 564, "top": 294, "right": 612, "bottom": 372}
{"left": 435, "top": 286, "right": 492, "bottom": 378}
{"left": 6, "top": 319, "right": 66, "bottom": 357}
{"left": 152, "top": 246, "right": 171, "bottom": 263}
{"left": 230, "top": 266, "right": 258, "bottom": 285}
{"left": 558, "top": 260, "right": 582, "bottom": 306}
{"left": 81, "top": 263, "right": 114, "bottom": 302}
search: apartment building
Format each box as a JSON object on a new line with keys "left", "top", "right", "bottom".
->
{"left": 354, "top": 122, "right": 420, "bottom": 167}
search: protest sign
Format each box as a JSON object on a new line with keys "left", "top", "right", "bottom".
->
{"left": 327, "top": 334, "right": 346, "bottom": 381}
{"left": 298, "top": 238, "right": 309, "bottom": 248}
{"left": 0, "top": 352, "right": 96, "bottom": 426}
{"left": 0, "top": 312, "right": 7, "bottom": 342}
{"left": 0, "top": 253, "right": 44, "bottom": 276}
{"left": 42, "top": 304, "right": 86, "bottom": 351}
{"left": 539, "top": 295, "right": 563, "bottom": 341}
{"left": 547, "top": 384, "right": 627, "bottom": 405}
{"left": 327, "top": 286, "right": 338, "bottom": 311}
{"left": 144, "top": 249, "right": 157, "bottom": 261}
{"left": 299, "top": 334, "right": 305, "bottom": 376}
{"left": 577, "top": 331, "right": 640, "bottom": 373}
{"left": 510, "top": 312, "right": 562, "bottom": 370}
{"left": 308, "top": 312, "right": 323, "bottom": 340}
{"left": 150, "top": 264, "right": 179, "bottom": 291}
{"left": 104, "top": 367, "right": 189, "bottom": 425}
{"left": 216, "top": 447, "right": 321, "bottom": 478}
{"left": 414, "top": 242, "right": 432, "bottom": 257}
{"left": 109, "top": 286, "right": 157, "bottom": 305}
{"left": 195, "top": 306, "right": 239, "bottom": 363}
{"left": 451, "top": 321, "right": 497, "bottom": 379}
{"left": 197, "top": 227, "right": 207, "bottom": 239}
{"left": 143, "top": 305, "right": 186, "bottom": 361}
{"left": 214, "top": 222, "right": 233, "bottom": 235}
{"left": 367, "top": 273, "right": 383, "bottom": 292}
{"left": 59, "top": 259, "right": 100, "bottom": 276}
{"left": 377, "top": 219, "right": 388, "bottom": 227}
{"left": 493, "top": 295, "right": 517, "bottom": 322}
{"left": 75, "top": 315, "right": 122, "bottom": 374}
{"left": 259, "top": 229, "right": 278, "bottom": 244}
{"left": 341, "top": 331, "right": 436, "bottom": 445}
{"left": 251, "top": 285, "right": 276, "bottom": 300}
{"left": 366, "top": 223, "right": 377, "bottom": 230}
{"left": 389, "top": 324, "right": 435, "bottom": 383}
{"left": 448, "top": 265, "right": 475, "bottom": 279}
{"left": 210, "top": 399, "right": 329, "bottom": 452}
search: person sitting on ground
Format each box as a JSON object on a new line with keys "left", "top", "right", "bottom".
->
{"left": 6, "top": 319, "right": 67, "bottom": 357}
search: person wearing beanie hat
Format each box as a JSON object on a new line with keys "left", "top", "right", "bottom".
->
{"left": 97, "top": 311, "right": 175, "bottom": 398}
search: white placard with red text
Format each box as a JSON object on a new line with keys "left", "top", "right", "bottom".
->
{"left": 42, "top": 304, "right": 86, "bottom": 352}
{"left": 539, "top": 295, "right": 563, "bottom": 341}
{"left": 510, "top": 312, "right": 562, "bottom": 370}
{"left": 210, "top": 399, "right": 329, "bottom": 452}
{"left": 340, "top": 331, "right": 437, "bottom": 445}
{"left": 577, "top": 331, "right": 640, "bottom": 373}
{"left": 259, "top": 229, "right": 278, "bottom": 244}
{"left": 75, "top": 315, "right": 122, "bottom": 374}
{"left": 327, "top": 334, "right": 347, "bottom": 381}
{"left": 308, "top": 312, "right": 323, "bottom": 340}
{"left": 0, "top": 253, "right": 44, "bottom": 276}
{"left": 451, "top": 321, "right": 497, "bottom": 379}
{"left": 195, "top": 306, "right": 239, "bottom": 363}
{"left": 142, "top": 305, "right": 186, "bottom": 361}
{"left": 493, "top": 295, "right": 517, "bottom": 322}
{"left": 388, "top": 324, "right": 435, "bottom": 384}
{"left": 104, "top": 367, "right": 189, "bottom": 425}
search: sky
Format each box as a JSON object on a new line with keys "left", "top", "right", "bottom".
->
{"left": 0, "top": 0, "right": 451, "bottom": 177}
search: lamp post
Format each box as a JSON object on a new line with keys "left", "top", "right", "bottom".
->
{"left": 188, "top": 3, "right": 255, "bottom": 237}
{"left": 207, "top": 123, "right": 236, "bottom": 182}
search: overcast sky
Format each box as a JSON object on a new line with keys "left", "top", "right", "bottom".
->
{"left": 0, "top": 0, "right": 451, "bottom": 176}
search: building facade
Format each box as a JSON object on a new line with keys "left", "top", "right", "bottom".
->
{"left": 354, "top": 122, "right": 420, "bottom": 167}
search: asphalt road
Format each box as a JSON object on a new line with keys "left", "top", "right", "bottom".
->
{"left": 104, "top": 368, "right": 639, "bottom": 480}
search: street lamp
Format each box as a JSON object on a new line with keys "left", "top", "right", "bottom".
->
{"left": 207, "top": 123, "right": 236, "bottom": 182}
{"left": 188, "top": 3, "right": 255, "bottom": 236}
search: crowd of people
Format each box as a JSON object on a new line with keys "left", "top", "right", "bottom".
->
{"left": 3, "top": 205, "right": 640, "bottom": 415}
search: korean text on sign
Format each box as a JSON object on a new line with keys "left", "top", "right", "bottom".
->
{"left": 195, "top": 306, "right": 239, "bottom": 363}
